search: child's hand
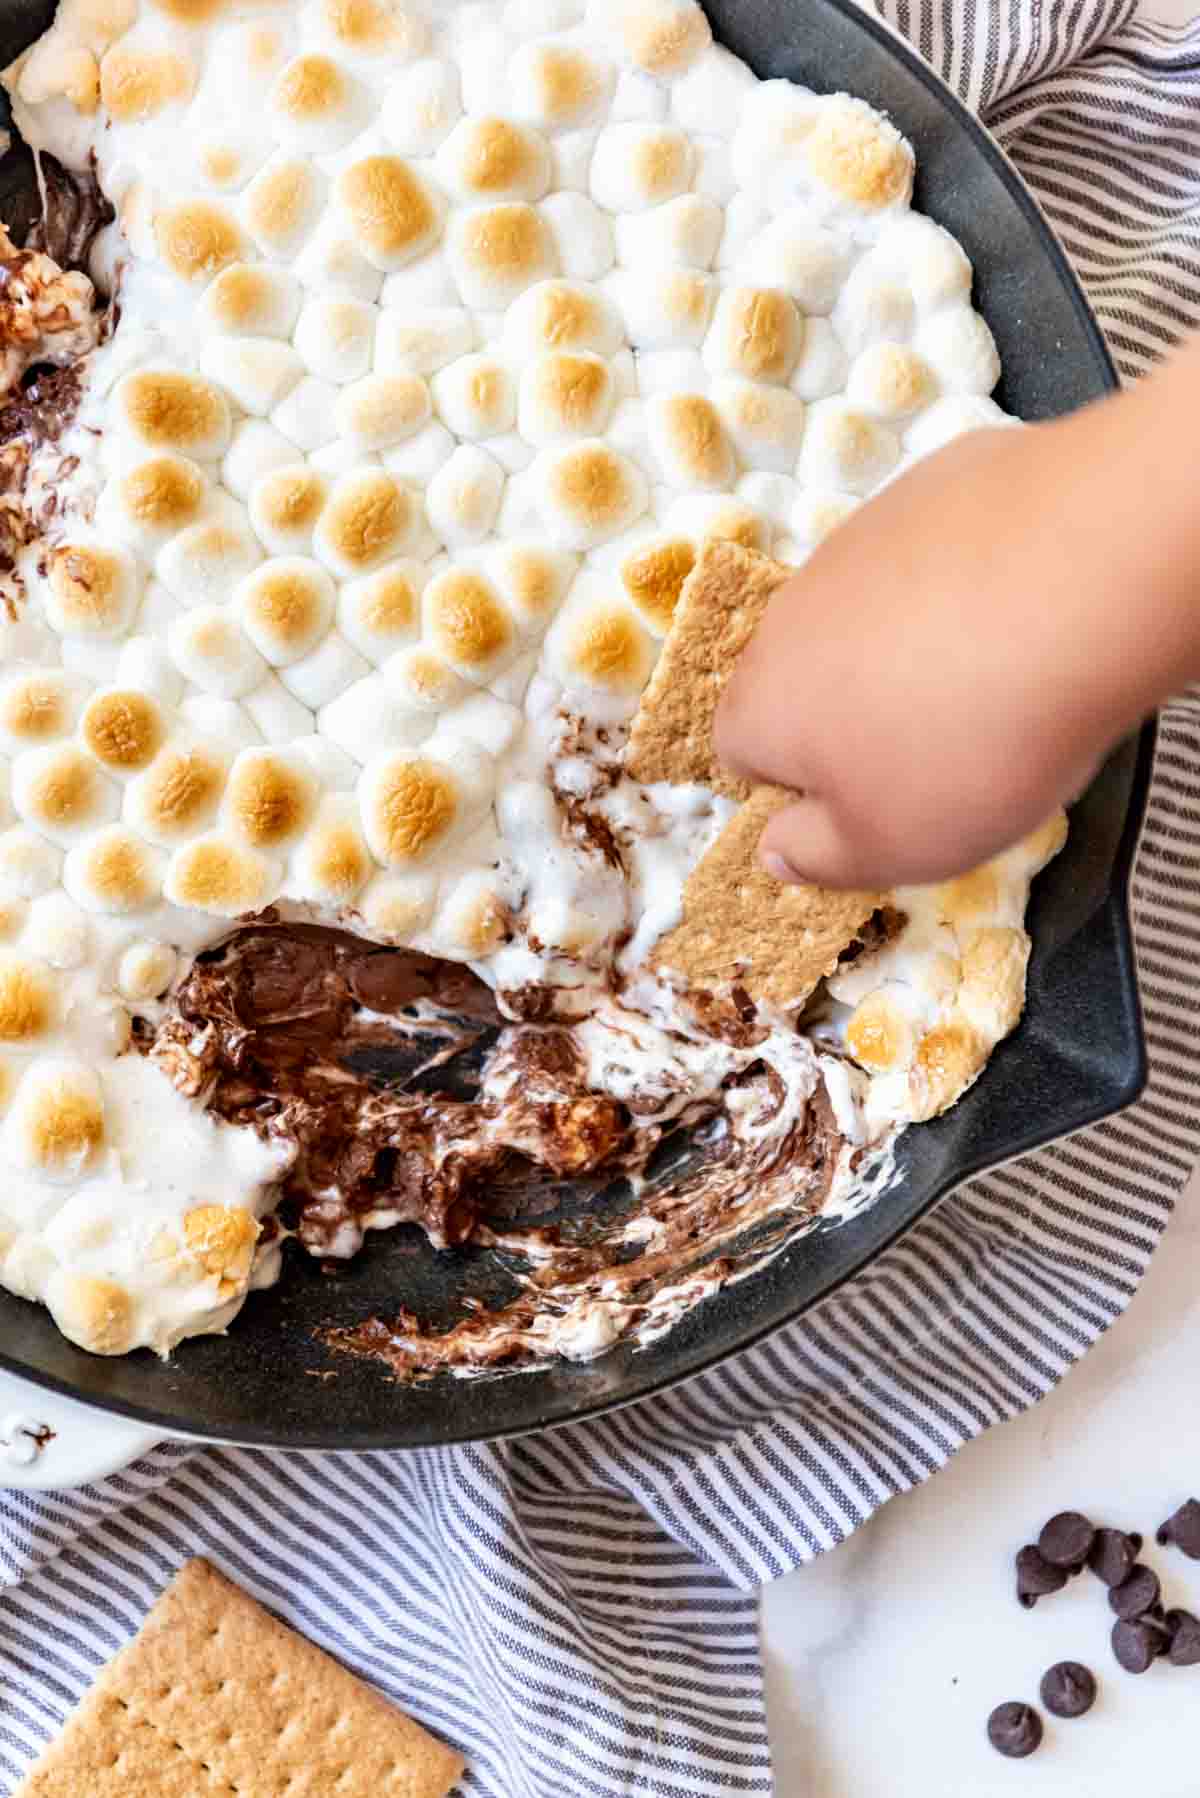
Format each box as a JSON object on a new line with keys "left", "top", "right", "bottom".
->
{"left": 716, "top": 349, "right": 1200, "bottom": 889}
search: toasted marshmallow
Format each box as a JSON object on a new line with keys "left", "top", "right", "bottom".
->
{"left": 380, "top": 644, "right": 470, "bottom": 716}
{"left": 789, "top": 314, "right": 849, "bottom": 402}
{"left": 644, "top": 392, "right": 733, "bottom": 490}
{"left": 124, "top": 740, "right": 228, "bottom": 845}
{"left": 117, "top": 940, "right": 178, "bottom": 1001}
{"left": 278, "top": 631, "right": 369, "bottom": 708}
{"left": 194, "top": 131, "right": 271, "bottom": 195}
{"left": 100, "top": 43, "right": 193, "bottom": 120}
{"left": 380, "top": 56, "right": 462, "bottom": 154}
{"left": 268, "top": 52, "right": 369, "bottom": 152}
{"left": 608, "top": 0, "right": 711, "bottom": 75}
{"left": 12, "top": 744, "right": 119, "bottom": 846}
{"left": 544, "top": 585, "right": 656, "bottom": 696}
{"left": 538, "top": 191, "right": 614, "bottom": 281}
{"left": 375, "top": 305, "right": 475, "bottom": 376}
{"left": 6, "top": 1059, "right": 104, "bottom": 1180}
{"left": 168, "top": 607, "right": 268, "bottom": 699}
{"left": 703, "top": 285, "right": 803, "bottom": 384}
{"left": 832, "top": 266, "right": 915, "bottom": 356}
{"left": 0, "top": 672, "right": 87, "bottom": 754}
{"left": 200, "top": 335, "right": 303, "bottom": 417}
{"left": 95, "top": 453, "right": 208, "bottom": 557}
{"left": 164, "top": 832, "right": 280, "bottom": 916}
{"left": 313, "top": 468, "right": 419, "bottom": 575}
{"left": 431, "top": 354, "right": 517, "bottom": 440}
{"left": 287, "top": 793, "right": 374, "bottom": 905}
{"left": 799, "top": 397, "right": 900, "bottom": 496}
{"left": 199, "top": 264, "right": 301, "bottom": 340}
{"left": 431, "top": 867, "right": 510, "bottom": 961}
{"left": 235, "top": 557, "right": 336, "bottom": 667}
{"left": 223, "top": 745, "right": 319, "bottom": 849}
{"left": 504, "top": 278, "right": 622, "bottom": 355}
{"left": 802, "top": 94, "right": 913, "bottom": 220}
{"left": 663, "top": 492, "right": 771, "bottom": 553}
{"left": 913, "top": 304, "right": 1000, "bottom": 396}
{"left": 425, "top": 445, "right": 505, "bottom": 548}
{"left": 79, "top": 688, "right": 167, "bottom": 776}
{"left": 614, "top": 192, "right": 721, "bottom": 269}
{"left": 43, "top": 1271, "right": 136, "bottom": 1357}
{"left": 155, "top": 507, "right": 263, "bottom": 609}
{"left": 62, "top": 824, "right": 164, "bottom": 914}
{"left": 337, "top": 560, "right": 424, "bottom": 661}
{"left": 358, "top": 740, "right": 492, "bottom": 866}
{"left": 44, "top": 543, "right": 140, "bottom": 642}
{"left": 293, "top": 297, "right": 377, "bottom": 386}
{"left": 422, "top": 567, "right": 518, "bottom": 682}
{"left": 712, "top": 376, "right": 806, "bottom": 472}
{"left": 872, "top": 211, "right": 973, "bottom": 311}
{"left": 336, "top": 373, "right": 432, "bottom": 453}
{"left": 533, "top": 439, "right": 647, "bottom": 548}
{"left": 335, "top": 154, "right": 444, "bottom": 272}
{"left": 359, "top": 866, "right": 437, "bottom": 938}
{"left": 744, "top": 210, "right": 852, "bottom": 313}
{"left": 508, "top": 39, "right": 614, "bottom": 128}
{"left": 0, "top": 829, "right": 63, "bottom": 900}
{"left": 617, "top": 533, "right": 693, "bottom": 635}
{"left": 222, "top": 420, "right": 298, "bottom": 497}
{"left": 154, "top": 198, "right": 246, "bottom": 286}
{"left": 846, "top": 342, "right": 937, "bottom": 420}
{"left": 308, "top": 0, "right": 430, "bottom": 65}
{"left": 590, "top": 122, "right": 693, "bottom": 213}
{"left": 293, "top": 219, "right": 385, "bottom": 302}
{"left": 244, "top": 156, "right": 329, "bottom": 260}
{"left": 604, "top": 267, "right": 712, "bottom": 348}
{"left": 788, "top": 486, "right": 860, "bottom": 550}
{"left": 483, "top": 539, "right": 576, "bottom": 631}
{"left": 436, "top": 115, "right": 552, "bottom": 203}
{"left": 517, "top": 350, "right": 614, "bottom": 445}
{"left": 248, "top": 465, "right": 330, "bottom": 555}
{"left": 115, "top": 368, "right": 231, "bottom": 461}
{"left": 446, "top": 201, "right": 556, "bottom": 309}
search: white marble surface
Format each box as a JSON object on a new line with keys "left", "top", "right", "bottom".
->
{"left": 763, "top": 1163, "right": 1200, "bottom": 1793}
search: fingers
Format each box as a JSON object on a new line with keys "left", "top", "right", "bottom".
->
{"left": 758, "top": 797, "right": 892, "bottom": 892}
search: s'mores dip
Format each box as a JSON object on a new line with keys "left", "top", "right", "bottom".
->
{"left": 0, "top": 0, "right": 1062, "bottom": 1372}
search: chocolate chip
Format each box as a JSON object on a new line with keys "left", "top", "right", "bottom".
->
{"left": 1038, "top": 1510, "right": 1095, "bottom": 1569}
{"left": 1115, "top": 1618, "right": 1165, "bottom": 1668}
{"left": 1166, "top": 1609, "right": 1200, "bottom": 1667}
{"left": 1108, "top": 1564, "right": 1161, "bottom": 1620}
{"left": 1087, "top": 1528, "right": 1141, "bottom": 1587}
{"left": 1016, "top": 1544, "right": 1068, "bottom": 1608}
{"left": 1040, "top": 1661, "right": 1097, "bottom": 1718}
{"left": 1156, "top": 1499, "right": 1200, "bottom": 1559}
{"left": 987, "top": 1702, "right": 1043, "bottom": 1758}
{"left": 1112, "top": 1616, "right": 1170, "bottom": 1674}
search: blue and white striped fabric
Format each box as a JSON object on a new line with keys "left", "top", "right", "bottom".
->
{"left": 3, "top": 3, "right": 1200, "bottom": 1791}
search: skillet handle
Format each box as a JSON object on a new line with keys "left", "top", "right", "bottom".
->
{"left": 0, "top": 1369, "right": 164, "bottom": 1489}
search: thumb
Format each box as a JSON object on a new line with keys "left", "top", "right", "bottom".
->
{"left": 758, "top": 798, "right": 886, "bottom": 892}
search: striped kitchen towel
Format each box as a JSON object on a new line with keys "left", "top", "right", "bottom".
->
{"left": 2, "top": 3, "right": 1198, "bottom": 1793}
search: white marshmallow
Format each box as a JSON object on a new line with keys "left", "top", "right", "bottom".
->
{"left": 913, "top": 304, "right": 1000, "bottom": 396}
{"left": 424, "top": 445, "right": 505, "bottom": 548}
{"left": 179, "top": 696, "right": 260, "bottom": 754}
{"left": 292, "top": 733, "right": 358, "bottom": 791}
{"left": 789, "top": 486, "right": 862, "bottom": 551}
{"left": 379, "top": 250, "right": 459, "bottom": 309}
{"left": 590, "top": 122, "right": 693, "bottom": 213}
{"left": 551, "top": 126, "right": 599, "bottom": 191}
{"left": 278, "top": 631, "right": 370, "bottom": 709}
{"left": 538, "top": 191, "right": 614, "bottom": 281}
{"left": 116, "top": 636, "right": 184, "bottom": 708}
{"left": 634, "top": 347, "right": 706, "bottom": 395}
{"left": 799, "top": 397, "right": 900, "bottom": 496}
{"left": 321, "top": 671, "right": 434, "bottom": 761}
{"left": 671, "top": 44, "right": 757, "bottom": 135}
{"left": 487, "top": 431, "right": 537, "bottom": 474}
{"left": 293, "top": 219, "right": 384, "bottom": 303}
{"left": 223, "top": 420, "right": 299, "bottom": 497}
{"left": 242, "top": 675, "right": 315, "bottom": 743}
{"left": 270, "top": 378, "right": 340, "bottom": 454}
{"left": 735, "top": 470, "right": 799, "bottom": 529}
{"left": 712, "top": 377, "right": 807, "bottom": 473}
{"left": 789, "top": 315, "right": 849, "bottom": 402}
{"left": 833, "top": 264, "right": 915, "bottom": 356}
{"left": 604, "top": 266, "right": 713, "bottom": 348}
{"left": 871, "top": 211, "right": 973, "bottom": 312}
{"left": 375, "top": 305, "right": 475, "bottom": 376}
{"left": 169, "top": 607, "right": 269, "bottom": 699}
{"left": 743, "top": 210, "right": 853, "bottom": 313}
{"left": 442, "top": 690, "right": 522, "bottom": 758}
{"left": 294, "top": 297, "right": 377, "bottom": 386}
{"left": 199, "top": 336, "right": 304, "bottom": 418}
{"left": 380, "top": 57, "right": 463, "bottom": 154}
{"left": 154, "top": 502, "right": 263, "bottom": 609}
{"left": 904, "top": 394, "right": 1013, "bottom": 459}
{"left": 382, "top": 420, "right": 458, "bottom": 483}
{"left": 614, "top": 192, "right": 721, "bottom": 269}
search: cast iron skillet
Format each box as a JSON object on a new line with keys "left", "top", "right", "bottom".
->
{"left": 0, "top": 0, "right": 1150, "bottom": 1448}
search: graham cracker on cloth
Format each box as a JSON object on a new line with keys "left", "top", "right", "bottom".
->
{"left": 653, "top": 786, "right": 883, "bottom": 1010}
{"left": 16, "top": 1557, "right": 465, "bottom": 1798}
{"left": 624, "top": 536, "right": 793, "bottom": 801}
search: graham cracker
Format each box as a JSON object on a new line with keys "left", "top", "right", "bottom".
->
{"left": 624, "top": 536, "right": 793, "bottom": 800}
{"left": 653, "top": 785, "right": 883, "bottom": 1010}
{"left": 16, "top": 1557, "right": 465, "bottom": 1798}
